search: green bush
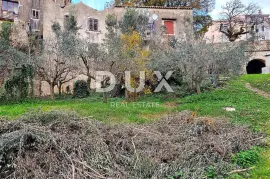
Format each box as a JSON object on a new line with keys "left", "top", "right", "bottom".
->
{"left": 167, "top": 171, "right": 184, "bottom": 179}
{"left": 205, "top": 166, "right": 217, "bottom": 179}
{"left": 0, "top": 84, "right": 6, "bottom": 103}
{"left": 73, "top": 80, "right": 89, "bottom": 98}
{"left": 1, "top": 65, "right": 34, "bottom": 103}
{"left": 232, "top": 147, "right": 261, "bottom": 168}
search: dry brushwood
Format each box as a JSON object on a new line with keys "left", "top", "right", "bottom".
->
{"left": 0, "top": 110, "right": 265, "bottom": 179}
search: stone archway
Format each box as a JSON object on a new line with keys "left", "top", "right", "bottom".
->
{"left": 246, "top": 59, "right": 266, "bottom": 74}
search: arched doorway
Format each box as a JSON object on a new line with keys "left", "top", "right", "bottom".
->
{"left": 246, "top": 59, "right": 265, "bottom": 74}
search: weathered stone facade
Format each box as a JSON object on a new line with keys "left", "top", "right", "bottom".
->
{"left": 42, "top": 2, "right": 193, "bottom": 43}
{"left": 204, "top": 14, "right": 270, "bottom": 74}
{"left": 0, "top": 0, "right": 193, "bottom": 96}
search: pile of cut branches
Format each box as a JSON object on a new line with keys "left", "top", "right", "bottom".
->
{"left": 0, "top": 111, "right": 265, "bottom": 178}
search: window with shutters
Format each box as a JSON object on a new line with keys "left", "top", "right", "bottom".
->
{"left": 163, "top": 20, "right": 175, "bottom": 35}
{"left": 88, "top": 18, "right": 98, "bottom": 32}
{"left": 32, "top": 9, "right": 40, "bottom": 19}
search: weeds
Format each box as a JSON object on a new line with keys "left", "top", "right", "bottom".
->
{"left": 205, "top": 166, "right": 217, "bottom": 179}
{"left": 232, "top": 147, "right": 261, "bottom": 168}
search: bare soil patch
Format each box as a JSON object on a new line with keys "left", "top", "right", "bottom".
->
{"left": 246, "top": 83, "right": 270, "bottom": 99}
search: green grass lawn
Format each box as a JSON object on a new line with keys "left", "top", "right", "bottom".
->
{"left": 178, "top": 77, "right": 270, "bottom": 132}
{"left": 0, "top": 94, "right": 177, "bottom": 124}
{"left": 241, "top": 74, "right": 270, "bottom": 93}
{"left": 178, "top": 75, "right": 270, "bottom": 178}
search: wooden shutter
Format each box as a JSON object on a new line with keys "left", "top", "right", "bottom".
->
{"left": 89, "top": 18, "right": 93, "bottom": 31}
{"left": 94, "top": 19, "right": 98, "bottom": 31}
{"left": 164, "top": 20, "right": 174, "bottom": 35}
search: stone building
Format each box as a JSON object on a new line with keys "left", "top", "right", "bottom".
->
{"left": 204, "top": 14, "right": 270, "bottom": 43}
{"left": 204, "top": 12, "right": 270, "bottom": 74}
{"left": 42, "top": 2, "right": 193, "bottom": 43}
{"left": 0, "top": 0, "right": 193, "bottom": 96}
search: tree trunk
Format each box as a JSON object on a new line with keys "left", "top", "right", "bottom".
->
{"left": 50, "top": 83, "right": 55, "bottom": 100}
{"left": 133, "top": 88, "right": 137, "bottom": 102}
{"left": 195, "top": 82, "right": 201, "bottom": 94}
{"left": 125, "top": 88, "right": 129, "bottom": 101}
{"left": 28, "top": 76, "right": 34, "bottom": 98}
{"left": 103, "top": 92, "right": 107, "bottom": 103}
{"left": 38, "top": 80, "right": 42, "bottom": 96}
{"left": 86, "top": 71, "right": 91, "bottom": 91}
{"left": 58, "top": 83, "right": 62, "bottom": 96}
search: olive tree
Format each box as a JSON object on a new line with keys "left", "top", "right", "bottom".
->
{"left": 0, "top": 22, "right": 28, "bottom": 68}
{"left": 34, "top": 36, "right": 78, "bottom": 100}
{"left": 103, "top": 9, "right": 150, "bottom": 100}
{"left": 152, "top": 39, "right": 247, "bottom": 94}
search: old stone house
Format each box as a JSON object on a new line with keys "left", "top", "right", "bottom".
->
{"left": 0, "top": 0, "right": 193, "bottom": 96}
{"left": 204, "top": 12, "right": 270, "bottom": 74}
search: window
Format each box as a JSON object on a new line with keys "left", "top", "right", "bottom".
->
{"left": 145, "top": 23, "right": 153, "bottom": 38}
{"left": 1, "top": 0, "right": 19, "bottom": 18}
{"left": 8, "top": 1, "right": 13, "bottom": 11}
{"left": 14, "top": 3, "right": 18, "bottom": 14}
{"left": 88, "top": 18, "right": 98, "bottom": 32}
{"left": 32, "top": 9, "right": 40, "bottom": 19}
{"left": 2, "top": 1, "right": 8, "bottom": 11}
{"left": 30, "top": 19, "right": 40, "bottom": 32}
{"left": 221, "top": 24, "right": 228, "bottom": 31}
{"left": 262, "top": 36, "right": 265, "bottom": 40}
{"left": 262, "top": 26, "right": 265, "bottom": 32}
{"left": 163, "top": 20, "right": 175, "bottom": 35}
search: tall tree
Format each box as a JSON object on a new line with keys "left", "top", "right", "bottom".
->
{"left": 34, "top": 36, "right": 78, "bottom": 100}
{"left": 152, "top": 38, "right": 247, "bottom": 94}
{"left": 219, "top": 0, "right": 260, "bottom": 42}
{"left": 34, "top": 11, "right": 80, "bottom": 99}
{"left": 103, "top": 9, "right": 151, "bottom": 101}
{"left": 0, "top": 22, "right": 28, "bottom": 69}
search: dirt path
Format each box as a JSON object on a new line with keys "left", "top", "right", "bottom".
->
{"left": 245, "top": 83, "right": 270, "bottom": 99}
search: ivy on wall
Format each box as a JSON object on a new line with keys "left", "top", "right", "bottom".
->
{"left": 2, "top": 65, "right": 34, "bottom": 102}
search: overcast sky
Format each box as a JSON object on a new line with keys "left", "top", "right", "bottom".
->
{"left": 72, "top": 0, "right": 270, "bottom": 18}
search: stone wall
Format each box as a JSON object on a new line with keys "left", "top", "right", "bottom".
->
{"left": 1, "top": 1, "right": 193, "bottom": 96}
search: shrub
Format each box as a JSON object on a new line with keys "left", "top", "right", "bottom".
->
{"left": 205, "top": 166, "right": 217, "bottom": 179}
{"left": 0, "top": 85, "right": 6, "bottom": 103}
{"left": 232, "top": 147, "right": 261, "bottom": 168}
{"left": 73, "top": 80, "right": 89, "bottom": 98}
{"left": 2, "top": 65, "right": 34, "bottom": 103}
